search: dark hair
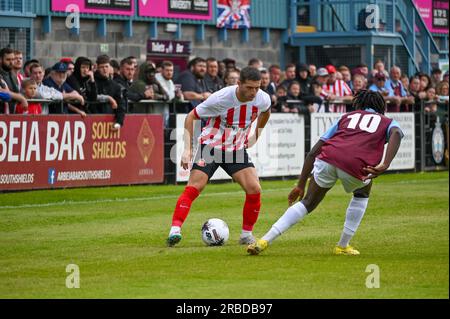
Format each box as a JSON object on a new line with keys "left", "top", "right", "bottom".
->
{"left": 288, "top": 81, "right": 301, "bottom": 91}
{"left": 161, "top": 60, "right": 174, "bottom": 69}
{"left": 431, "top": 68, "right": 442, "bottom": 75}
{"left": 352, "top": 90, "right": 386, "bottom": 115}
{"left": 189, "top": 57, "right": 206, "bottom": 68}
{"left": 96, "top": 55, "right": 110, "bottom": 66}
{"left": 120, "top": 57, "right": 134, "bottom": 67}
{"left": 269, "top": 64, "right": 281, "bottom": 72}
{"left": 0, "top": 47, "right": 14, "bottom": 59}
{"left": 206, "top": 57, "right": 217, "bottom": 64}
{"left": 240, "top": 66, "right": 262, "bottom": 83}
{"left": 248, "top": 58, "right": 262, "bottom": 66}
{"left": 110, "top": 59, "right": 120, "bottom": 70}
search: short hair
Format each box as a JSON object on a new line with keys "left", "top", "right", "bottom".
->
{"left": 96, "top": 55, "right": 110, "bottom": 66}
{"left": 248, "top": 58, "right": 262, "bottom": 66}
{"left": 432, "top": 68, "right": 442, "bottom": 75}
{"left": 29, "top": 63, "right": 43, "bottom": 73}
{"left": 285, "top": 63, "right": 296, "bottom": 71}
{"left": 161, "top": 60, "right": 174, "bottom": 69}
{"left": 189, "top": 57, "right": 206, "bottom": 68}
{"left": 21, "top": 78, "right": 37, "bottom": 88}
{"left": 0, "top": 47, "right": 14, "bottom": 58}
{"left": 110, "top": 59, "right": 120, "bottom": 69}
{"left": 13, "top": 50, "right": 22, "bottom": 55}
{"left": 260, "top": 69, "right": 269, "bottom": 75}
{"left": 240, "top": 66, "right": 262, "bottom": 83}
{"left": 269, "top": 64, "right": 281, "bottom": 72}
{"left": 356, "top": 63, "right": 368, "bottom": 68}
{"left": 338, "top": 65, "right": 350, "bottom": 73}
{"left": 120, "top": 58, "right": 134, "bottom": 67}
{"left": 206, "top": 57, "right": 217, "bottom": 64}
{"left": 288, "top": 81, "right": 301, "bottom": 91}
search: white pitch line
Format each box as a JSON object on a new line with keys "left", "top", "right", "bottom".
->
{"left": 0, "top": 177, "right": 447, "bottom": 210}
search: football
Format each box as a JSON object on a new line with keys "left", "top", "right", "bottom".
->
{"left": 201, "top": 218, "right": 230, "bottom": 246}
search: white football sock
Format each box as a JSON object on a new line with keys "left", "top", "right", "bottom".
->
{"left": 338, "top": 196, "right": 369, "bottom": 247}
{"left": 169, "top": 226, "right": 181, "bottom": 235}
{"left": 262, "top": 201, "right": 308, "bottom": 243}
{"left": 241, "top": 230, "right": 253, "bottom": 238}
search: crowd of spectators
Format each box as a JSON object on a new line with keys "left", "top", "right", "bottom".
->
{"left": 1, "top": 47, "right": 449, "bottom": 129}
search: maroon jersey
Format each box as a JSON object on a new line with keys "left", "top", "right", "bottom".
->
{"left": 317, "top": 110, "right": 396, "bottom": 180}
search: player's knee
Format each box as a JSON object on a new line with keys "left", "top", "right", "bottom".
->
{"left": 246, "top": 184, "right": 261, "bottom": 195}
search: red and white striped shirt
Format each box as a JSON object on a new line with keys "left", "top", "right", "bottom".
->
{"left": 193, "top": 85, "right": 271, "bottom": 151}
{"left": 321, "top": 79, "right": 352, "bottom": 113}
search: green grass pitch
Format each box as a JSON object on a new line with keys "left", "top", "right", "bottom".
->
{"left": 0, "top": 171, "right": 448, "bottom": 299}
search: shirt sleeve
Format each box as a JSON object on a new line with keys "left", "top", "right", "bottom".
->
{"left": 0, "top": 92, "right": 11, "bottom": 102}
{"left": 320, "top": 117, "right": 342, "bottom": 141}
{"left": 386, "top": 120, "right": 404, "bottom": 141}
{"left": 194, "top": 91, "right": 224, "bottom": 119}
{"left": 261, "top": 92, "right": 271, "bottom": 112}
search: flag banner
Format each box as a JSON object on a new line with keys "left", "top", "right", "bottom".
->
{"left": 217, "top": 0, "right": 251, "bottom": 29}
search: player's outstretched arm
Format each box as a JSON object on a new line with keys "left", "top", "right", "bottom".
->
{"left": 181, "top": 110, "right": 197, "bottom": 170}
{"left": 363, "top": 127, "right": 402, "bottom": 180}
{"left": 288, "top": 140, "right": 325, "bottom": 205}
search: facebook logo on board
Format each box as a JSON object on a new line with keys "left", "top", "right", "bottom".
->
{"left": 48, "top": 168, "right": 56, "bottom": 185}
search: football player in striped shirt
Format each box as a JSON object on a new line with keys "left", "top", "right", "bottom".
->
{"left": 167, "top": 67, "right": 272, "bottom": 247}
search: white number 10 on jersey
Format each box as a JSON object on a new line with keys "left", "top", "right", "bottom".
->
{"left": 346, "top": 113, "right": 381, "bottom": 133}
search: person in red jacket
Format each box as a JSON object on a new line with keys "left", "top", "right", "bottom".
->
{"left": 248, "top": 90, "right": 403, "bottom": 256}
{"left": 15, "top": 79, "right": 42, "bottom": 115}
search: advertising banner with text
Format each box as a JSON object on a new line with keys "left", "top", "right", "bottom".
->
{"left": 139, "top": 0, "right": 212, "bottom": 20}
{"left": 51, "top": 0, "right": 135, "bottom": 16}
{"left": 0, "top": 115, "right": 164, "bottom": 191}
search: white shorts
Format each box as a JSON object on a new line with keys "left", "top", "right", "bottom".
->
{"left": 313, "top": 159, "right": 371, "bottom": 193}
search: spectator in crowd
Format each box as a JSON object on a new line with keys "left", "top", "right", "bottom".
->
{"left": 355, "top": 63, "right": 369, "bottom": 78}
{"left": 248, "top": 58, "right": 264, "bottom": 70}
{"left": 284, "top": 81, "right": 303, "bottom": 113}
{"left": 224, "top": 69, "right": 240, "bottom": 87}
{"left": 431, "top": 68, "right": 442, "bottom": 87}
{"left": 0, "top": 48, "right": 20, "bottom": 113}
{"left": 369, "top": 72, "right": 401, "bottom": 110}
{"left": 273, "top": 85, "right": 287, "bottom": 112}
{"left": 423, "top": 87, "right": 438, "bottom": 113}
{"left": 309, "top": 64, "right": 317, "bottom": 77}
{"left": 155, "top": 60, "right": 184, "bottom": 102}
{"left": 296, "top": 63, "right": 312, "bottom": 95}
{"left": 204, "top": 57, "right": 224, "bottom": 93}
{"left": 60, "top": 58, "right": 75, "bottom": 77}
{"left": 351, "top": 73, "right": 366, "bottom": 95}
{"left": 110, "top": 59, "right": 120, "bottom": 79}
{"left": 93, "top": 55, "right": 126, "bottom": 129}
{"left": 260, "top": 69, "right": 277, "bottom": 106}
{"left": 223, "top": 58, "right": 237, "bottom": 72}
{"left": 436, "top": 81, "right": 449, "bottom": 103}
{"left": 15, "top": 79, "right": 42, "bottom": 115}
{"left": 371, "top": 60, "right": 389, "bottom": 81}
{"left": 338, "top": 65, "right": 352, "bottom": 88}
{"left": 315, "top": 67, "right": 329, "bottom": 86}
{"left": 400, "top": 74, "right": 410, "bottom": 95}
{"left": 409, "top": 75, "right": 427, "bottom": 104}
{"left": 306, "top": 80, "right": 326, "bottom": 113}
{"left": 0, "top": 73, "right": 28, "bottom": 114}
{"left": 12, "top": 50, "right": 24, "bottom": 89}
{"left": 66, "top": 57, "right": 98, "bottom": 106}
{"left": 218, "top": 60, "right": 227, "bottom": 79}
{"left": 269, "top": 64, "right": 282, "bottom": 88}
{"left": 175, "top": 57, "right": 209, "bottom": 112}
{"left": 386, "top": 66, "right": 410, "bottom": 111}
{"left": 114, "top": 57, "right": 145, "bottom": 111}
{"left": 322, "top": 64, "right": 353, "bottom": 112}
{"left": 43, "top": 62, "right": 86, "bottom": 116}
{"left": 23, "top": 59, "right": 39, "bottom": 77}
{"left": 280, "top": 63, "right": 297, "bottom": 90}
{"left": 131, "top": 61, "right": 169, "bottom": 102}
{"left": 416, "top": 72, "right": 432, "bottom": 92}
{"left": 29, "top": 63, "right": 81, "bottom": 115}
{"left": 443, "top": 71, "right": 449, "bottom": 83}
